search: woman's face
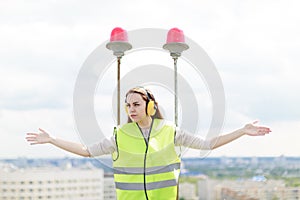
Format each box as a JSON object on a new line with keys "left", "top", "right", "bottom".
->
{"left": 125, "top": 93, "right": 147, "bottom": 122}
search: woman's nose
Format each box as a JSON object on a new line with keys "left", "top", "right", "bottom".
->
{"left": 128, "top": 106, "right": 135, "bottom": 113}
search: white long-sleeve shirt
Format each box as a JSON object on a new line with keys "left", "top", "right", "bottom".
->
{"left": 87, "top": 127, "right": 212, "bottom": 157}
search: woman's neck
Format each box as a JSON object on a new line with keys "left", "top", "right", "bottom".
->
{"left": 137, "top": 116, "right": 152, "bottom": 129}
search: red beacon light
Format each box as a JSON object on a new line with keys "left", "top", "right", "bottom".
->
{"left": 105, "top": 27, "right": 132, "bottom": 125}
{"left": 106, "top": 27, "right": 132, "bottom": 57}
{"left": 163, "top": 28, "right": 189, "bottom": 126}
{"left": 166, "top": 27, "right": 185, "bottom": 43}
{"left": 163, "top": 28, "right": 189, "bottom": 58}
{"left": 109, "top": 27, "right": 128, "bottom": 42}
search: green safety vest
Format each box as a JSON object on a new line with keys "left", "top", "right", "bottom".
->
{"left": 112, "top": 119, "right": 181, "bottom": 200}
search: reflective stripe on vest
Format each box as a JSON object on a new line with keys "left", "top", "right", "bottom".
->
{"left": 114, "top": 162, "right": 180, "bottom": 175}
{"left": 112, "top": 119, "right": 181, "bottom": 200}
{"left": 115, "top": 179, "right": 177, "bottom": 190}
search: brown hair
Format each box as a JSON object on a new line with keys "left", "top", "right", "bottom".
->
{"left": 125, "top": 87, "right": 164, "bottom": 123}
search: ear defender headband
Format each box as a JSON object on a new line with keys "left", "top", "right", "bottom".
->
{"left": 125, "top": 87, "right": 157, "bottom": 116}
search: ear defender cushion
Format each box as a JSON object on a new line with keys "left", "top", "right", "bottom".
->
{"left": 147, "top": 100, "right": 156, "bottom": 116}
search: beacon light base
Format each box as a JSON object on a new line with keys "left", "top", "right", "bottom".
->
{"left": 106, "top": 41, "right": 132, "bottom": 57}
{"left": 163, "top": 42, "right": 189, "bottom": 58}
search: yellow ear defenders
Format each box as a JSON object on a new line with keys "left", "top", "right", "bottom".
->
{"left": 125, "top": 87, "right": 157, "bottom": 116}
{"left": 146, "top": 96, "right": 156, "bottom": 116}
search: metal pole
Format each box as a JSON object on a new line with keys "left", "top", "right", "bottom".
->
{"left": 117, "top": 57, "right": 121, "bottom": 125}
{"left": 173, "top": 57, "right": 178, "bottom": 126}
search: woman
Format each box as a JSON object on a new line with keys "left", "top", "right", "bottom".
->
{"left": 26, "top": 86, "right": 271, "bottom": 200}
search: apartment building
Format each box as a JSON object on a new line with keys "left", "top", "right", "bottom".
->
{"left": 0, "top": 165, "right": 104, "bottom": 200}
{"left": 202, "top": 179, "right": 300, "bottom": 200}
{"left": 218, "top": 182, "right": 300, "bottom": 200}
{"left": 179, "top": 182, "right": 198, "bottom": 200}
{"left": 103, "top": 174, "right": 116, "bottom": 200}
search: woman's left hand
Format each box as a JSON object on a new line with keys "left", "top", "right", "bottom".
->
{"left": 243, "top": 121, "right": 272, "bottom": 136}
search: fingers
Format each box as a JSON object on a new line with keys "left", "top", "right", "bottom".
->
{"left": 25, "top": 136, "right": 37, "bottom": 141}
{"left": 245, "top": 124, "right": 272, "bottom": 136}
{"left": 25, "top": 133, "right": 38, "bottom": 141}
{"left": 26, "top": 128, "right": 48, "bottom": 136}
{"left": 249, "top": 121, "right": 272, "bottom": 133}
{"left": 258, "top": 127, "right": 272, "bottom": 133}
{"left": 27, "top": 141, "right": 38, "bottom": 145}
{"left": 256, "top": 128, "right": 271, "bottom": 136}
{"left": 25, "top": 133, "right": 39, "bottom": 143}
{"left": 25, "top": 136, "right": 38, "bottom": 145}
{"left": 26, "top": 133, "right": 38, "bottom": 136}
{"left": 25, "top": 133, "right": 37, "bottom": 140}
{"left": 39, "top": 128, "right": 47, "bottom": 134}
{"left": 258, "top": 130, "right": 268, "bottom": 135}
{"left": 26, "top": 140, "right": 39, "bottom": 145}
{"left": 25, "top": 128, "right": 48, "bottom": 143}
{"left": 29, "top": 142, "right": 39, "bottom": 145}
{"left": 25, "top": 136, "right": 34, "bottom": 139}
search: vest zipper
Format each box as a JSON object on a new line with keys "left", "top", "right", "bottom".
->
{"left": 143, "top": 142, "right": 149, "bottom": 200}
{"left": 137, "top": 119, "right": 154, "bottom": 200}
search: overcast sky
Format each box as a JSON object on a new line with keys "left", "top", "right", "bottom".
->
{"left": 0, "top": 0, "right": 299, "bottom": 158}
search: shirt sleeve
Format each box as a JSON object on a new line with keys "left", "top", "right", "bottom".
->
{"left": 174, "top": 127, "right": 212, "bottom": 150}
{"left": 87, "top": 136, "right": 116, "bottom": 157}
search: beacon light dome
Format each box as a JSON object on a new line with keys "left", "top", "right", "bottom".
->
{"left": 106, "top": 27, "right": 132, "bottom": 57}
{"left": 163, "top": 27, "right": 189, "bottom": 58}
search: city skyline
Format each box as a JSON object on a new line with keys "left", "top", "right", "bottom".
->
{"left": 3, "top": 156, "right": 298, "bottom": 200}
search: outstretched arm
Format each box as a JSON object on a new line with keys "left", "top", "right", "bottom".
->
{"left": 26, "top": 128, "right": 90, "bottom": 157}
{"left": 209, "top": 121, "right": 271, "bottom": 149}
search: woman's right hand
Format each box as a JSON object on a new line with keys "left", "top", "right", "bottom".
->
{"left": 26, "top": 128, "right": 52, "bottom": 145}
{"left": 26, "top": 128, "right": 90, "bottom": 157}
